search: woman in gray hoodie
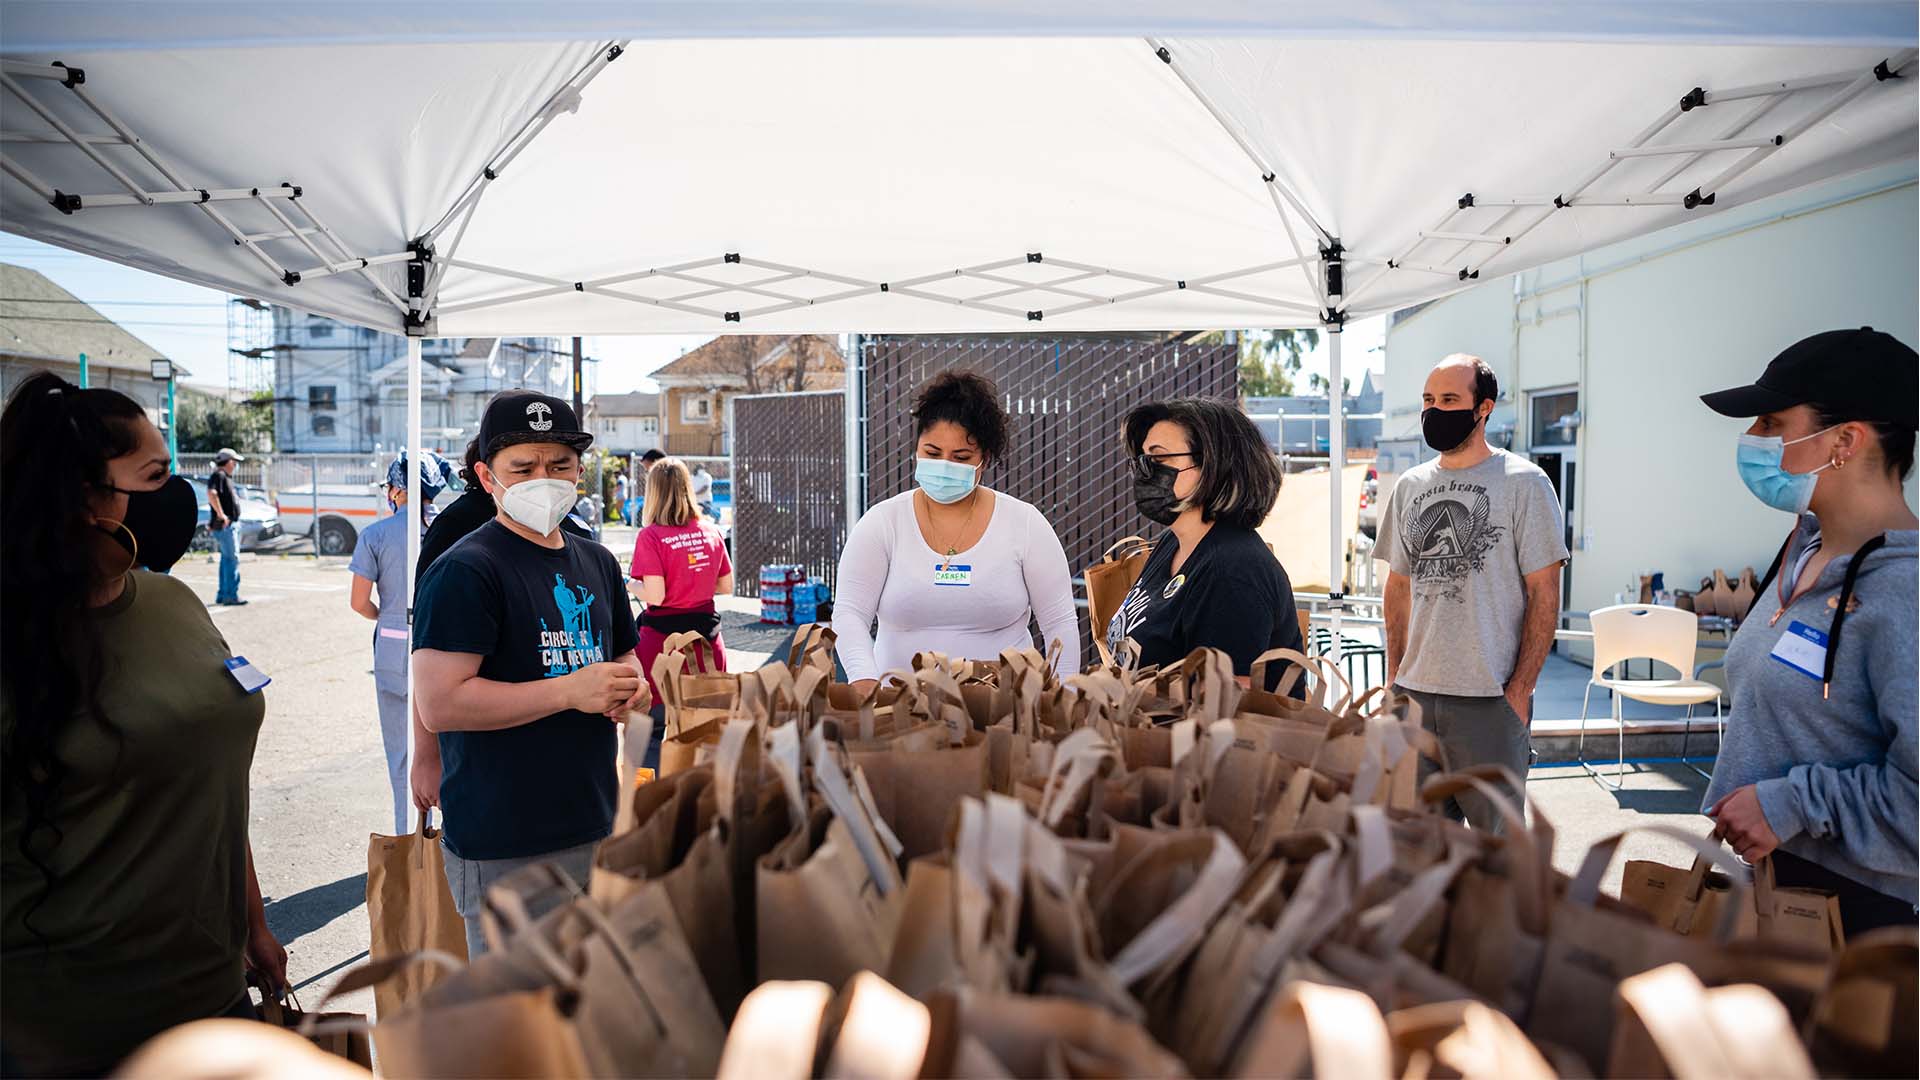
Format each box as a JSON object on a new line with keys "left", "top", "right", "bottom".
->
{"left": 1700, "top": 327, "right": 1917, "bottom": 937}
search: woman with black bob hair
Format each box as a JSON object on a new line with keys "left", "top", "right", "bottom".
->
{"left": 834, "top": 370, "right": 1079, "bottom": 688}
{"left": 2, "top": 372, "right": 286, "bottom": 1075}
{"left": 1107, "top": 397, "right": 1305, "bottom": 693}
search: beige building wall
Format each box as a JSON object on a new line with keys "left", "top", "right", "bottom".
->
{"left": 1381, "top": 164, "right": 1918, "bottom": 635}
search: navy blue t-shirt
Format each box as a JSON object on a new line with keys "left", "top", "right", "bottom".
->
{"left": 413, "top": 520, "right": 640, "bottom": 860}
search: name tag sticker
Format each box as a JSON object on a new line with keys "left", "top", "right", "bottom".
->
{"left": 225, "top": 655, "right": 271, "bottom": 694}
{"left": 933, "top": 564, "right": 973, "bottom": 587}
{"left": 1769, "top": 621, "right": 1827, "bottom": 681}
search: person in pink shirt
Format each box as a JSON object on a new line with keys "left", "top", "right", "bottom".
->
{"left": 627, "top": 457, "right": 733, "bottom": 767}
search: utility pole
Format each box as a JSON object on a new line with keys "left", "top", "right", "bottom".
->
{"left": 78, "top": 352, "right": 89, "bottom": 387}
{"left": 571, "top": 336, "right": 584, "bottom": 420}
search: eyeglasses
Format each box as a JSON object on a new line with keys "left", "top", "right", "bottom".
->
{"left": 1133, "top": 451, "right": 1199, "bottom": 480}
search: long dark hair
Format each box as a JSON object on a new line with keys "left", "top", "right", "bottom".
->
{"left": 1, "top": 371, "right": 149, "bottom": 936}
{"left": 1124, "top": 398, "right": 1284, "bottom": 529}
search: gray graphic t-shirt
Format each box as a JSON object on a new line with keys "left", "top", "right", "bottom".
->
{"left": 1378, "top": 449, "right": 1568, "bottom": 697}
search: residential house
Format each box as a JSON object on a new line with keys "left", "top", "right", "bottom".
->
{"left": 1245, "top": 369, "right": 1383, "bottom": 457}
{"left": 1380, "top": 161, "right": 1916, "bottom": 626}
{"left": 650, "top": 335, "right": 844, "bottom": 458}
{"left": 0, "top": 263, "right": 192, "bottom": 424}
{"left": 269, "top": 305, "right": 573, "bottom": 452}
{"left": 587, "top": 389, "right": 662, "bottom": 454}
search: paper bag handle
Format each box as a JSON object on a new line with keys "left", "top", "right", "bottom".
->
{"left": 299, "top": 951, "right": 464, "bottom": 1033}
{"left": 1571, "top": 825, "right": 1752, "bottom": 942}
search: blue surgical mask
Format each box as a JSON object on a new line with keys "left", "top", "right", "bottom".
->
{"left": 914, "top": 457, "right": 978, "bottom": 504}
{"left": 1736, "top": 426, "right": 1837, "bottom": 515}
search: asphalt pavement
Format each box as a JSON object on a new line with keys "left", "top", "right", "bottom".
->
{"left": 177, "top": 540, "right": 1714, "bottom": 1028}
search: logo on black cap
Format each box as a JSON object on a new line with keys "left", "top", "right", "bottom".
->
{"left": 527, "top": 401, "right": 553, "bottom": 432}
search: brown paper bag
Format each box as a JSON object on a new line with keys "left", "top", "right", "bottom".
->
{"left": 306, "top": 951, "right": 588, "bottom": 1078}
{"left": 1230, "top": 980, "right": 1394, "bottom": 1079}
{"left": 1085, "top": 536, "right": 1155, "bottom": 665}
{"left": 479, "top": 864, "right": 730, "bottom": 1078}
{"left": 1809, "top": 927, "right": 1917, "bottom": 1078}
{"left": 651, "top": 632, "right": 737, "bottom": 775}
{"left": 1424, "top": 768, "right": 1552, "bottom": 1015}
{"left": 1527, "top": 825, "right": 1754, "bottom": 1072}
{"left": 365, "top": 814, "right": 467, "bottom": 1019}
{"left": 1607, "top": 962, "right": 1815, "bottom": 1080}
{"left": 256, "top": 977, "right": 373, "bottom": 1070}
{"left": 922, "top": 988, "right": 1186, "bottom": 1079}
{"left": 756, "top": 723, "right": 907, "bottom": 988}
{"left": 1386, "top": 1000, "right": 1557, "bottom": 1080}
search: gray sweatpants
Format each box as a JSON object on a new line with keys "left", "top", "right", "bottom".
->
{"left": 375, "top": 688, "right": 410, "bottom": 836}
{"left": 1396, "top": 686, "right": 1531, "bottom": 835}
{"left": 440, "top": 838, "right": 600, "bottom": 958}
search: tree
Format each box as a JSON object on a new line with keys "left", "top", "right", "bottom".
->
{"left": 1201, "top": 329, "right": 1320, "bottom": 397}
{"left": 175, "top": 390, "right": 272, "bottom": 453}
{"left": 709, "top": 335, "right": 767, "bottom": 395}
{"left": 1307, "top": 373, "right": 1353, "bottom": 396}
{"left": 783, "top": 335, "right": 819, "bottom": 392}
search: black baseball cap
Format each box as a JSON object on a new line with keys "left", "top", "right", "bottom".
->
{"left": 477, "top": 389, "right": 594, "bottom": 460}
{"left": 1702, "top": 328, "right": 1918, "bottom": 428}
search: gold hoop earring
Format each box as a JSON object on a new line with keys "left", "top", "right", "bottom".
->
{"left": 94, "top": 517, "right": 138, "bottom": 578}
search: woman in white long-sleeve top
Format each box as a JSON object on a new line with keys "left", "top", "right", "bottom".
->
{"left": 834, "top": 370, "right": 1081, "bottom": 690}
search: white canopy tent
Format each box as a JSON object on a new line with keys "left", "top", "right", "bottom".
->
{"left": 3, "top": 3, "right": 1915, "bottom": 658}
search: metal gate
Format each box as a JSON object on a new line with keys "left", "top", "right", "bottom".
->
{"left": 731, "top": 390, "right": 847, "bottom": 597}
{"left": 859, "top": 334, "right": 1238, "bottom": 655}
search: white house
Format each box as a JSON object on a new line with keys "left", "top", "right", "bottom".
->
{"left": 1379, "top": 161, "right": 1917, "bottom": 626}
{"left": 588, "top": 390, "right": 662, "bottom": 454}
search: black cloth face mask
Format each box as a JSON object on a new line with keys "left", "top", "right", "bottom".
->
{"left": 1132, "top": 458, "right": 1190, "bottom": 526}
{"left": 1421, "top": 406, "right": 1484, "bottom": 453}
{"left": 107, "top": 474, "right": 200, "bottom": 573}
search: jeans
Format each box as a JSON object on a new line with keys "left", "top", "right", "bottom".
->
{"left": 213, "top": 524, "right": 241, "bottom": 602}
{"left": 1397, "top": 685, "right": 1532, "bottom": 834}
{"left": 440, "top": 837, "right": 600, "bottom": 958}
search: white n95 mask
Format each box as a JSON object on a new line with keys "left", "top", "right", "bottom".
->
{"left": 498, "top": 477, "right": 576, "bottom": 536}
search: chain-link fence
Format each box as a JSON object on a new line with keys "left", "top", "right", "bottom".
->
{"left": 861, "top": 334, "right": 1238, "bottom": 657}
{"left": 732, "top": 391, "right": 847, "bottom": 596}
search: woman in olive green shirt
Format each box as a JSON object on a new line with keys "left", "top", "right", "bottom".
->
{"left": 1, "top": 373, "right": 286, "bottom": 1076}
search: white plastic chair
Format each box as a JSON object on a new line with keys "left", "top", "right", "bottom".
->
{"left": 1578, "top": 604, "right": 1724, "bottom": 789}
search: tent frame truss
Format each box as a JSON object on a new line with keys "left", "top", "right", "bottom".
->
{"left": 0, "top": 58, "right": 412, "bottom": 315}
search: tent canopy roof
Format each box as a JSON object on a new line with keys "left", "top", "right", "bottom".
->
{"left": 1, "top": 9, "right": 1913, "bottom": 338}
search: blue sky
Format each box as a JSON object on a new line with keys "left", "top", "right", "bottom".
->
{"left": 0, "top": 235, "right": 1382, "bottom": 394}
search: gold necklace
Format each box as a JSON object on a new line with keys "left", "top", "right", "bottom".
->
{"left": 930, "top": 490, "right": 980, "bottom": 572}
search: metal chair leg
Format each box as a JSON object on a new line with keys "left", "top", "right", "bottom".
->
{"left": 1577, "top": 680, "right": 1623, "bottom": 790}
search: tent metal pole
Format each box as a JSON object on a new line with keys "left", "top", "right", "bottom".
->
{"left": 844, "top": 334, "right": 862, "bottom": 531}
{"left": 404, "top": 335, "right": 423, "bottom": 831}
{"left": 1327, "top": 324, "right": 1344, "bottom": 668}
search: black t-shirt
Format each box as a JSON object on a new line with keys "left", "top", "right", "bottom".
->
{"left": 416, "top": 487, "right": 592, "bottom": 600}
{"left": 413, "top": 520, "right": 640, "bottom": 860}
{"left": 1104, "top": 524, "right": 1306, "bottom": 696}
{"left": 206, "top": 468, "right": 239, "bottom": 521}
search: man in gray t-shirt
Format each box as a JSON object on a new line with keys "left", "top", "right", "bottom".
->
{"left": 1380, "top": 353, "right": 1567, "bottom": 832}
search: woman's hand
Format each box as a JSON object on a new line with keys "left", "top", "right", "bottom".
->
{"left": 244, "top": 921, "right": 289, "bottom": 996}
{"left": 1707, "top": 784, "right": 1781, "bottom": 861}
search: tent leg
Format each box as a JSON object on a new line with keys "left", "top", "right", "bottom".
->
{"left": 404, "top": 336, "right": 423, "bottom": 830}
{"left": 1327, "top": 327, "right": 1344, "bottom": 668}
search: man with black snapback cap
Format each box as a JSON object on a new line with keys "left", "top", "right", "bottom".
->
{"left": 412, "top": 388, "right": 649, "bottom": 956}
{"left": 1699, "top": 327, "right": 1917, "bottom": 936}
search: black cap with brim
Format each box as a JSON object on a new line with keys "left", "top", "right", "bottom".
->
{"left": 1699, "top": 382, "right": 1802, "bottom": 418}
{"left": 484, "top": 430, "right": 595, "bottom": 458}
{"left": 1701, "top": 327, "right": 1919, "bottom": 427}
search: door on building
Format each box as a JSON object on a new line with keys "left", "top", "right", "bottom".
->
{"left": 1529, "top": 389, "right": 1580, "bottom": 608}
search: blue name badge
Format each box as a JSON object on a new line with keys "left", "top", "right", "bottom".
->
{"left": 225, "top": 655, "right": 271, "bottom": 694}
{"left": 933, "top": 563, "right": 973, "bottom": 587}
{"left": 1769, "top": 620, "right": 1827, "bottom": 681}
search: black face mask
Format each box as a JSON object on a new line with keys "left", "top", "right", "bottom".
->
{"left": 1421, "top": 406, "right": 1484, "bottom": 453}
{"left": 1132, "top": 459, "right": 1188, "bottom": 526}
{"left": 106, "top": 474, "right": 200, "bottom": 573}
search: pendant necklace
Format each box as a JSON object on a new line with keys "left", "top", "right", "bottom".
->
{"left": 934, "top": 491, "right": 980, "bottom": 572}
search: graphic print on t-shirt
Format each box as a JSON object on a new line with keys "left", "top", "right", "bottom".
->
{"left": 1398, "top": 481, "right": 1505, "bottom": 603}
{"left": 1107, "top": 582, "right": 1156, "bottom": 655}
{"left": 540, "top": 571, "right": 607, "bottom": 676}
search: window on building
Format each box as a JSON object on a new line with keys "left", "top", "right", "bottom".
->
{"left": 309, "top": 318, "right": 333, "bottom": 338}
{"left": 641, "top": 416, "right": 659, "bottom": 434}
{"left": 309, "top": 385, "right": 337, "bottom": 410}
{"left": 311, "top": 414, "right": 336, "bottom": 437}
{"left": 366, "top": 412, "right": 381, "bottom": 436}
{"left": 1531, "top": 390, "right": 1580, "bottom": 448}
{"left": 683, "top": 395, "right": 712, "bottom": 422}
